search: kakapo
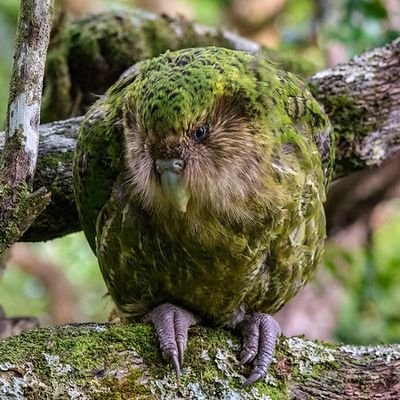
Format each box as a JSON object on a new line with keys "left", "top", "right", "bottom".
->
{"left": 73, "top": 47, "right": 334, "bottom": 385}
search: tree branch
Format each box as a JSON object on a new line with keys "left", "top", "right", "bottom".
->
{"left": 0, "top": 0, "right": 53, "bottom": 253}
{"left": 0, "top": 323, "right": 399, "bottom": 399}
{"left": 9, "top": 243, "right": 78, "bottom": 325}
{"left": 21, "top": 118, "right": 81, "bottom": 241}
{"left": 41, "top": 9, "right": 313, "bottom": 123}
{"left": 309, "top": 38, "right": 400, "bottom": 178}
{"left": 0, "top": 117, "right": 78, "bottom": 241}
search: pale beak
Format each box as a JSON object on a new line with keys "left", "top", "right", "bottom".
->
{"left": 155, "top": 158, "right": 190, "bottom": 213}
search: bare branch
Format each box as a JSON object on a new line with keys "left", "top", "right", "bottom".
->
{"left": 10, "top": 243, "right": 78, "bottom": 324}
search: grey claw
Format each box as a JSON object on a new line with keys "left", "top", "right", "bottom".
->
{"left": 239, "top": 313, "right": 281, "bottom": 385}
{"left": 171, "top": 354, "right": 181, "bottom": 376}
{"left": 243, "top": 371, "right": 263, "bottom": 387}
{"left": 146, "top": 303, "right": 198, "bottom": 374}
{"left": 239, "top": 350, "right": 256, "bottom": 366}
{"left": 177, "top": 341, "right": 185, "bottom": 365}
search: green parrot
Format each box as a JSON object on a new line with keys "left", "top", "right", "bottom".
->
{"left": 73, "top": 47, "right": 334, "bottom": 386}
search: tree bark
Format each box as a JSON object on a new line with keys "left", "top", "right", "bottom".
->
{"left": 309, "top": 38, "right": 400, "bottom": 178}
{"left": 0, "top": 323, "right": 399, "bottom": 399}
{"left": 0, "top": 0, "right": 53, "bottom": 254}
{"left": 6, "top": 117, "right": 82, "bottom": 241}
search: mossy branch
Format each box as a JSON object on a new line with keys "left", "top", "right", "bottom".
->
{"left": 309, "top": 38, "right": 400, "bottom": 178}
{"left": 0, "top": 323, "right": 399, "bottom": 399}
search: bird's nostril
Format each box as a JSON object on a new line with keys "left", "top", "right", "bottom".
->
{"left": 155, "top": 158, "right": 185, "bottom": 174}
{"left": 172, "top": 159, "right": 184, "bottom": 171}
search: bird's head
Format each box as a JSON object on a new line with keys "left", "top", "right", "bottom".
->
{"left": 117, "top": 48, "right": 297, "bottom": 221}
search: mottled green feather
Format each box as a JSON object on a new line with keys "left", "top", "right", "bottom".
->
{"left": 73, "top": 100, "right": 124, "bottom": 251}
{"left": 73, "top": 47, "right": 333, "bottom": 325}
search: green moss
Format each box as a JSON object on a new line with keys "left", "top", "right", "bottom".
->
{"left": 0, "top": 324, "right": 293, "bottom": 398}
{"left": 41, "top": 44, "right": 72, "bottom": 123}
{"left": 0, "top": 182, "right": 30, "bottom": 253}
{"left": 36, "top": 150, "right": 72, "bottom": 173}
{"left": 307, "top": 82, "right": 385, "bottom": 179}
{"left": 0, "top": 183, "right": 50, "bottom": 254}
{"left": 5, "top": 323, "right": 394, "bottom": 398}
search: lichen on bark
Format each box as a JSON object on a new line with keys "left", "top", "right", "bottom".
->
{"left": 309, "top": 37, "right": 400, "bottom": 178}
{"left": 0, "top": 323, "right": 399, "bottom": 399}
{"left": 0, "top": 0, "right": 53, "bottom": 254}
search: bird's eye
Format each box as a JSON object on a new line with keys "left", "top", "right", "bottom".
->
{"left": 191, "top": 125, "right": 209, "bottom": 143}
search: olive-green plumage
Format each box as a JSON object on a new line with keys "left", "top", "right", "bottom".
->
{"left": 73, "top": 47, "right": 333, "bottom": 327}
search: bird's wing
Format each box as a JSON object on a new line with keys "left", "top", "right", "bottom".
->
{"left": 73, "top": 66, "right": 140, "bottom": 252}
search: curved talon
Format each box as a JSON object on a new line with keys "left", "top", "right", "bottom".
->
{"left": 177, "top": 341, "right": 185, "bottom": 365}
{"left": 239, "top": 313, "right": 281, "bottom": 386}
{"left": 243, "top": 371, "right": 263, "bottom": 387}
{"left": 171, "top": 354, "right": 181, "bottom": 376}
{"left": 239, "top": 351, "right": 256, "bottom": 366}
{"left": 146, "top": 303, "right": 197, "bottom": 375}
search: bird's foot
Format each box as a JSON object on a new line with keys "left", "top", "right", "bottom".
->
{"left": 239, "top": 312, "right": 281, "bottom": 386}
{"left": 146, "top": 303, "right": 198, "bottom": 375}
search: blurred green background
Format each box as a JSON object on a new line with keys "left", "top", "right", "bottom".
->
{"left": 0, "top": 0, "right": 399, "bottom": 345}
